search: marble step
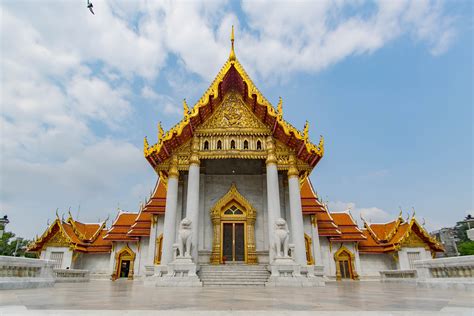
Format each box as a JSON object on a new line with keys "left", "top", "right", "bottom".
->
{"left": 200, "top": 271, "right": 269, "bottom": 275}
{"left": 202, "top": 280, "right": 267, "bottom": 286}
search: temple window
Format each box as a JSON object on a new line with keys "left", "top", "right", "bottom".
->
{"left": 224, "top": 205, "right": 244, "bottom": 215}
{"left": 203, "top": 140, "right": 209, "bottom": 150}
{"left": 231, "top": 140, "right": 236, "bottom": 149}
{"left": 243, "top": 140, "right": 249, "bottom": 150}
{"left": 256, "top": 140, "right": 262, "bottom": 150}
{"left": 217, "top": 140, "right": 222, "bottom": 150}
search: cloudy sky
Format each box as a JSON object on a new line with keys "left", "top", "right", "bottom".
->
{"left": 1, "top": 0, "right": 472, "bottom": 239}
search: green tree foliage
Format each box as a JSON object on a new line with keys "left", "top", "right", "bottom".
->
{"left": 457, "top": 241, "right": 474, "bottom": 256}
{"left": 0, "top": 231, "right": 36, "bottom": 258}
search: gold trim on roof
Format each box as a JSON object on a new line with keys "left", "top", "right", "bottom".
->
{"left": 144, "top": 28, "right": 324, "bottom": 161}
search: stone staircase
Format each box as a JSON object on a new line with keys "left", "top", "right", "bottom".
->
{"left": 199, "top": 264, "right": 270, "bottom": 287}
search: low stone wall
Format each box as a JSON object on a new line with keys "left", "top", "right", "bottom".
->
{"left": 378, "top": 256, "right": 474, "bottom": 290}
{"left": 54, "top": 268, "right": 90, "bottom": 283}
{"left": 380, "top": 269, "right": 417, "bottom": 282}
{"left": 0, "top": 256, "right": 55, "bottom": 289}
{"left": 414, "top": 255, "right": 474, "bottom": 290}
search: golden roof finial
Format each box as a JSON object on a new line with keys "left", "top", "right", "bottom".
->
{"left": 183, "top": 99, "right": 190, "bottom": 117}
{"left": 277, "top": 97, "right": 283, "bottom": 117}
{"left": 229, "top": 25, "right": 236, "bottom": 61}
{"left": 303, "top": 121, "right": 309, "bottom": 141}
{"left": 144, "top": 136, "right": 149, "bottom": 152}
{"left": 157, "top": 121, "right": 164, "bottom": 143}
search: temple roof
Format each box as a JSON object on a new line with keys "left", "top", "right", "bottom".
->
{"left": 300, "top": 177, "right": 341, "bottom": 237}
{"left": 358, "top": 215, "right": 444, "bottom": 254}
{"left": 144, "top": 28, "right": 323, "bottom": 173}
{"left": 28, "top": 214, "right": 111, "bottom": 253}
{"left": 142, "top": 178, "right": 167, "bottom": 214}
{"left": 329, "top": 212, "right": 366, "bottom": 242}
{"left": 103, "top": 211, "right": 139, "bottom": 241}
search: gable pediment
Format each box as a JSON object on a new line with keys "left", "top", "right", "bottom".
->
{"left": 196, "top": 92, "right": 270, "bottom": 136}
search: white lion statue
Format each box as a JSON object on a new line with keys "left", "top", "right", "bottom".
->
{"left": 273, "top": 218, "right": 290, "bottom": 258}
{"left": 177, "top": 218, "right": 192, "bottom": 258}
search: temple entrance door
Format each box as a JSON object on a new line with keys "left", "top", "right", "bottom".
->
{"left": 119, "top": 260, "right": 130, "bottom": 278}
{"left": 222, "top": 222, "right": 245, "bottom": 262}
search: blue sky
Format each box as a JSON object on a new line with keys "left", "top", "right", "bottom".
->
{"left": 1, "top": 0, "right": 472, "bottom": 238}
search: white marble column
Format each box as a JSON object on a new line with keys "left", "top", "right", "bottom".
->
{"left": 148, "top": 215, "right": 157, "bottom": 265}
{"left": 310, "top": 215, "right": 323, "bottom": 265}
{"left": 160, "top": 156, "right": 179, "bottom": 266}
{"left": 185, "top": 137, "right": 200, "bottom": 262}
{"left": 287, "top": 154, "right": 307, "bottom": 266}
{"left": 266, "top": 136, "right": 281, "bottom": 261}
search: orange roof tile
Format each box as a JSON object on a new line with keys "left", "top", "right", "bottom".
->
{"left": 103, "top": 212, "right": 139, "bottom": 241}
{"left": 329, "top": 212, "right": 366, "bottom": 242}
{"left": 143, "top": 179, "right": 166, "bottom": 214}
{"left": 358, "top": 217, "right": 444, "bottom": 253}
{"left": 28, "top": 216, "right": 112, "bottom": 253}
{"left": 127, "top": 210, "right": 152, "bottom": 237}
{"left": 300, "top": 178, "right": 341, "bottom": 237}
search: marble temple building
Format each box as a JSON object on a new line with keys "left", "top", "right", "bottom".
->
{"left": 27, "top": 28, "right": 444, "bottom": 287}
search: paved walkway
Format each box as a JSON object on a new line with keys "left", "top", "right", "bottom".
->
{"left": 0, "top": 280, "right": 472, "bottom": 315}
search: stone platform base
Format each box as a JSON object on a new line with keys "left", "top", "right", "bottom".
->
{"left": 266, "top": 258, "right": 325, "bottom": 287}
{"left": 0, "top": 278, "right": 55, "bottom": 290}
{"left": 146, "top": 258, "right": 202, "bottom": 287}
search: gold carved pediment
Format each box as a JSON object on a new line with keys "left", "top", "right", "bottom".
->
{"left": 196, "top": 92, "right": 270, "bottom": 135}
{"left": 401, "top": 231, "right": 427, "bottom": 248}
{"left": 44, "top": 231, "right": 71, "bottom": 248}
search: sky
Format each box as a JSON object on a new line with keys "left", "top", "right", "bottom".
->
{"left": 0, "top": 0, "right": 472, "bottom": 239}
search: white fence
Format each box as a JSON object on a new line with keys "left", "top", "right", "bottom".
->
{"left": 380, "top": 255, "right": 474, "bottom": 290}
{"left": 0, "top": 255, "right": 55, "bottom": 289}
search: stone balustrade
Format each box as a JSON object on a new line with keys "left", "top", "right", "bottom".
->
{"left": 414, "top": 255, "right": 474, "bottom": 279}
{"left": 378, "top": 256, "right": 474, "bottom": 290}
{"left": 0, "top": 255, "right": 55, "bottom": 289}
{"left": 380, "top": 269, "right": 417, "bottom": 281}
{"left": 54, "top": 268, "right": 90, "bottom": 283}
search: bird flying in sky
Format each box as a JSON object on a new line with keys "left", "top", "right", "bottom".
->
{"left": 87, "top": 0, "right": 94, "bottom": 15}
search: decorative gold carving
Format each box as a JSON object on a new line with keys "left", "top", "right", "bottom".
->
{"left": 112, "top": 245, "right": 136, "bottom": 281}
{"left": 168, "top": 155, "right": 179, "bottom": 178}
{"left": 334, "top": 245, "right": 359, "bottom": 280}
{"left": 183, "top": 99, "right": 190, "bottom": 118}
{"left": 305, "top": 234, "right": 314, "bottom": 265}
{"left": 154, "top": 234, "right": 163, "bottom": 264}
{"left": 157, "top": 122, "right": 164, "bottom": 144}
{"left": 44, "top": 231, "right": 70, "bottom": 248}
{"left": 266, "top": 136, "right": 277, "bottom": 165}
{"left": 196, "top": 92, "right": 270, "bottom": 135}
{"left": 401, "top": 232, "right": 428, "bottom": 248}
{"left": 287, "top": 153, "right": 299, "bottom": 177}
{"left": 210, "top": 184, "right": 257, "bottom": 264}
{"left": 189, "top": 137, "right": 200, "bottom": 166}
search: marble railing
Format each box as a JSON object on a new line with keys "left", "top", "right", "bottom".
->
{"left": 380, "top": 269, "right": 417, "bottom": 280}
{"left": 54, "top": 269, "right": 90, "bottom": 283}
{"left": 0, "top": 256, "right": 55, "bottom": 289}
{"left": 414, "top": 255, "right": 474, "bottom": 279}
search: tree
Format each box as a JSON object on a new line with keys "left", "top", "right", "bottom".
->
{"left": 457, "top": 241, "right": 474, "bottom": 256}
{"left": 0, "top": 231, "right": 36, "bottom": 258}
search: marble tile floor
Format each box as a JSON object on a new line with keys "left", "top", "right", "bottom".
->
{"left": 0, "top": 280, "right": 472, "bottom": 315}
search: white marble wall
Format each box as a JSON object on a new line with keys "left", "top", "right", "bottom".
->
{"left": 76, "top": 253, "right": 110, "bottom": 276}
{"left": 359, "top": 253, "right": 396, "bottom": 277}
{"left": 319, "top": 240, "right": 361, "bottom": 278}
{"left": 41, "top": 247, "right": 73, "bottom": 269}
{"left": 398, "top": 247, "right": 432, "bottom": 270}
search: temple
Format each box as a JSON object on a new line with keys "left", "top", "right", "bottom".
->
{"left": 28, "top": 28, "right": 443, "bottom": 286}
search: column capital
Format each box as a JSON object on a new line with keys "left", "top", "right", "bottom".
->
{"left": 189, "top": 136, "right": 200, "bottom": 166}
{"left": 287, "top": 153, "right": 299, "bottom": 178}
{"left": 265, "top": 136, "right": 277, "bottom": 165}
{"left": 168, "top": 155, "right": 179, "bottom": 178}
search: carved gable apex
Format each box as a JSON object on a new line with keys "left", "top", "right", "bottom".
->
{"left": 401, "top": 231, "right": 428, "bottom": 248}
{"left": 44, "top": 230, "right": 71, "bottom": 248}
{"left": 196, "top": 92, "right": 270, "bottom": 135}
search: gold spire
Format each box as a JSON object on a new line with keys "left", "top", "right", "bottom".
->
{"left": 277, "top": 97, "right": 283, "bottom": 117}
{"left": 157, "top": 122, "right": 164, "bottom": 143}
{"left": 229, "top": 25, "right": 236, "bottom": 61}
{"left": 183, "top": 99, "right": 190, "bottom": 118}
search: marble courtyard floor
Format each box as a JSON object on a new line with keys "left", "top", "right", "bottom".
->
{"left": 0, "top": 280, "right": 473, "bottom": 315}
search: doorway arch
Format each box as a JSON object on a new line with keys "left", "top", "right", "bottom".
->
{"left": 334, "top": 246, "right": 358, "bottom": 280}
{"left": 113, "top": 245, "right": 136, "bottom": 280}
{"left": 210, "top": 184, "right": 257, "bottom": 264}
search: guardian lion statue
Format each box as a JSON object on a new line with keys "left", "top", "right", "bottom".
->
{"left": 177, "top": 218, "right": 192, "bottom": 258}
{"left": 273, "top": 218, "right": 290, "bottom": 258}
